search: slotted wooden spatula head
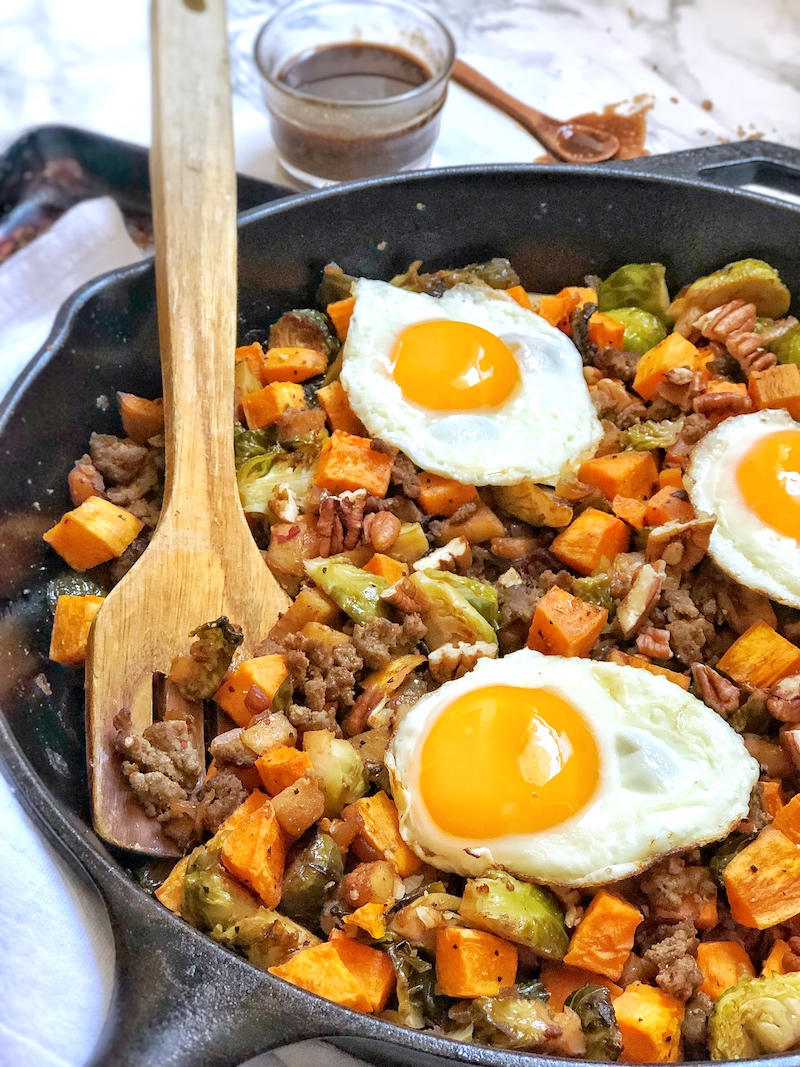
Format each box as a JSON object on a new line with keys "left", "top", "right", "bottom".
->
{"left": 85, "top": 0, "right": 289, "bottom": 855}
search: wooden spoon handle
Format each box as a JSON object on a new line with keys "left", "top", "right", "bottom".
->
{"left": 452, "top": 58, "right": 561, "bottom": 142}
{"left": 151, "top": 0, "right": 238, "bottom": 524}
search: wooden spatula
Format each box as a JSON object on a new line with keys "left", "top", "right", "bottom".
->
{"left": 85, "top": 0, "right": 289, "bottom": 855}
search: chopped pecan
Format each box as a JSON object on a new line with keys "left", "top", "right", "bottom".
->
{"left": 497, "top": 567, "right": 523, "bottom": 588}
{"left": 363, "top": 510, "right": 401, "bottom": 552}
{"left": 637, "top": 626, "right": 672, "bottom": 660}
{"left": 490, "top": 536, "right": 539, "bottom": 559}
{"left": 780, "top": 727, "right": 800, "bottom": 773}
{"left": 428, "top": 641, "right": 497, "bottom": 683}
{"left": 381, "top": 576, "right": 431, "bottom": 614}
{"left": 768, "top": 675, "right": 800, "bottom": 723}
{"left": 672, "top": 304, "right": 704, "bottom": 340}
{"left": 412, "top": 536, "right": 472, "bottom": 573}
{"left": 691, "top": 664, "right": 740, "bottom": 716}
{"left": 590, "top": 377, "right": 638, "bottom": 419}
{"left": 342, "top": 684, "right": 386, "bottom": 738}
{"left": 657, "top": 367, "right": 705, "bottom": 412}
{"left": 693, "top": 384, "right": 752, "bottom": 419}
{"left": 610, "top": 551, "right": 645, "bottom": 600}
{"left": 617, "top": 561, "right": 665, "bottom": 638}
{"left": 645, "top": 515, "right": 715, "bottom": 574}
{"left": 317, "top": 489, "right": 367, "bottom": 556}
{"left": 696, "top": 300, "right": 775, "bottom": 375}
{"left": 268, "top": 484, "right": 300, "bottom": 523}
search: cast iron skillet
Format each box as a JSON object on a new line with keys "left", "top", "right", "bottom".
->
{"left": 3, "top": 140, "right": 800, "bottom": 1067}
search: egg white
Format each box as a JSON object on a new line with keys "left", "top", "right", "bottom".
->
{"left": 386, "top": 650, "right": 758, "bottom": 887}
{"left": 339, "top": 279, "right": 603, "bottom": 486}
{"left": 687, "top": 409, "right": 800, "bottom": 609}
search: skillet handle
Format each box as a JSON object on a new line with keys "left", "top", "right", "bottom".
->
{"left": 608, "top": 140, "right": 800, "bottom": 201}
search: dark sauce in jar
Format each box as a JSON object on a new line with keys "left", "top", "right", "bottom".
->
{"left": 269, "top": 42, "right": 445, "bottom": 183}
{"left": 280, "top": 42, "right": 432, "bottom": 102}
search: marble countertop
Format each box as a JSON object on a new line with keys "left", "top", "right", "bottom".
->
{"left": 2, "top": 0, "right": 800, "bottom": 186}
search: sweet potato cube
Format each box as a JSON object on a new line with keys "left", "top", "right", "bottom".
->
{"left": 607, "top": 649, "right": 690, "bottom": 689}
{"left": 763, "top": 780, "right": 786, "bottom": 820}
{"left": 341, "top": 901, "right": 390, "bottom": 940}
{"left": 154, "top": 854, "right": 191, "bottom": 913}
{"left": 213, "top": 654, "right": 289, "bottom": 728}
{"left": 588, "top": 311, "right": 625, "bottom": 350}
{"left": 314, "top": 430, "right": 393, "bottom": 497}
{"left": 363, "top": 553, "right": 408, "bottom": 585}
{"left": 772, "top": 791, "right": 800, "bottom": 842}
{"left": 762, "top": 938, "right": 791, "bottom": 976}
{"left": 612, "top": 495, "right": 648, "bottom": 530}
{"left": 506, "top": 284, "right": 532, "bottom": 310}
{"left": 269, "top": 941, "right": 373, "bottom": 1012}
{"left": 435, "top": 927, "right": 517, "bottom": 998}
{"left": 327, "top": 296, "right": 356, "bottom": 342}
{"left": 723, "top": 826, "right": 800, "bottom": 928}
{"left": 330, "top": 931, "right": 396, "bottom": 1011}
{"left": 633, "top": 333, "right": 700, "bottom": 402}
{"left": 540, "top": 962, "right": 621, "bottom": 1011}
{"left": 659, "top": 468, "right": 684, "bottom": 490}
{"left": 579, "top": 451, "right": 659, "bottom": 502}
{"left": 749, "top": 363, "right": 800, "bottom": 419}
{"left": 435, "top": 502, "right": 505, "bottom": 545}
{"left": 417, "top": 472, "right": 479, "bottom": 516}
{"left": 346, "top": 790, "right": 422, "bottom": 877}
{"left": 550, "top": 507, "right": 631, "bottom": 576}
{"left": 216, "top": 790, "right": 270, "bottom": 840}
{"left": 537, "top": 286, "right": 596, "bottom": 328}
{"left": 316, "top": 380, "right": 367, "bottom": 436}
{"left": 269, "top": 586, "right": 339, "bottom": 642}
{"left": 118, "top": 392, "right": 164, "bottom": 444}
{"left": 256, "top": 745, "right": 311, "bottom": 795}
{"left": 614, "top": 982, "right": 684, "bottom": 1062}
{"left": 49, "top": 594, "right": 104, "bottom": 666}
{"left": 563, "top": 890, "right": 643, "bottom": 980}
{"left": 527, "top": 585, "right": 607, "bottom": 657}
{"left": 716, "top": 621, "right": 800, "bottom": 689}
{"left": 43, "top": 496, "right": 143, "bottom": 571}
{"left": 644, "top": 486, "right": 695, "bottom": 526}
{"left": 258, "top": 346, "right": 328, "bottom": 384}
{"left": 220, "top": 793, "right": 287, "bottom": 908}
{"left": 697, "top": 941, "right": 754, "bottom": 1000}
{"left": 242, "top": 381, "right": 306, "bottom": 430}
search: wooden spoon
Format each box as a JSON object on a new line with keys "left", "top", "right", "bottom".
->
{"left": 452, "top": 58, "right": 620, "bottom": 164}
{"left": 85, "top": 0, "right": 289, "bottom": 855}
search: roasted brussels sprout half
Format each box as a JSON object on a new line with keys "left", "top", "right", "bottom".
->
{"left": 280, "top": 831, "right": 344, "bottom": 928}
{"left": 318, "top": 263, "right": 357, "bottom": 305}
{"left": 303, "top": 729, "right": 369, "bottom": 817}
{"left": 604, "top": 307, "right": 668, "bottom": 355}
{"left": 303, "top": 558, "right": 390, "bottom": 624}
{"left": 410, "top": 571, "right": 497, "bottom": 651}
{"left": 709, "top": 972, "right": 800, "bottom": 1059}
{"left": 268, "top": 308, "right": 340, "bottom": 361}
{"left": 668, "top": 258, "right": 791, "bottom": 322}
{"left": 391, "top": 258, "right": 520, "bottom": 296}
{"left": 387, "top": 940, "right": 450, "bottom": 1030}
{"left": 565, "top": 984, "right": 622, "bottom": 1062}
{"left": 769, "top": 322, "right": 800, "bottom": 368}
{"left": 620, "top": 417, "right": 684, "bottom": 452}
{"left": 572, "top": 574, "right": 614, "bottom": 613}
{"left": 46, "top": 570, "right": 107, "bottom": 612}
{"left": 424, "top": 571, "right": 499, "bottom": 629}
{"left": 170, "top": 616, "right": 243, "bottom": 701}
{"left": 233, "top": 424, "right": 278, "bottom": 471}
{"left": 460, "top": 870, "right": 569, "bottom": 960}
{"left": 449, "top": 995, "right": 570, "bottom": 1052}
{"left": 216, "top": 908, "right": 320, "bottom": 970}
{"left": 597, "top": 263, "right": 670, "bottom": 320}
{"left": 181, "top": 843, "right": 260, "bottom": 932}
{"left": 237, "top": 451, "right": 316, "bottom": 521}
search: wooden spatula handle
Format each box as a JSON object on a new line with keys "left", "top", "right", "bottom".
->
{"left": 151, "top": 0, "right": 238, "bottom": 524}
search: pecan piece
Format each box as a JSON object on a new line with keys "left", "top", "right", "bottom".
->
{"left": 412, "top": 536, "right": 472, "bottom": 573}
{"left": 637, "top": 626, "right": 672, "bottom": 660}
{"left": 617, "top": 561, "right": 665, "bottom": 638}
{"left": 363, "top": 510, "right": 401, "bottom": 552}
{"left": 317, "top": 489, "right": 368, "bottom": 556}
{"left": 696, "top": 300, "right": 776, "bottom": 375}
{"left": 381, "top": 577, "right": 431, "bottom": 614}
{"left": 768, "top": 675, "right": 800, "bottom": 723}
{"left": 428, "top": 641, "right": 497, "bottom": 684}
{"left": 691, "top": 664, "right": 740, "bottom": 716}
{"left": 692, "top": 385, "right": 752, "bottom": 420}
{"left": 645, "top": 515, "right": 715, "bottom": 574}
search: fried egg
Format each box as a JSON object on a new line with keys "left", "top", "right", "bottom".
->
{"left": 386, "top": 650, "right": 757, "bottom": 886}
{"left": 339, "top": 279, "right": 603, "bottom": 486}
{"left": 687, "top": 409, "right": 800, "bottom": 608}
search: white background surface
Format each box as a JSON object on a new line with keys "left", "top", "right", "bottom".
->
{"left": 2, "top": 0, "right": 800, "bottom": 1065}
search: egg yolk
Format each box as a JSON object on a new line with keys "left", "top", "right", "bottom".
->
{"left": 736, "top": 429, "right": 800, "bottom": 540}
{"left": 391, "top": 320, "right": 521, "bottom": 410}
{"left": 419, "top": 685, "right": 600, "bottom": 839}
